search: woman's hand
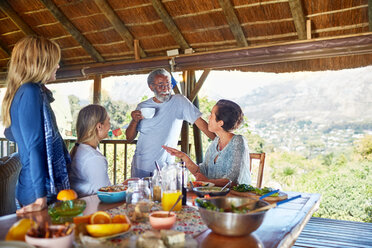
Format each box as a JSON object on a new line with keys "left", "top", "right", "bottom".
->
{"left": 16, "top": 197, "right": 47, "bottom": 215}
{"left": 162, "top": 146, "right": 188, "bottom": 161}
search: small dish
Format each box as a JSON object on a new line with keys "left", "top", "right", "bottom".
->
{"left": 149, "top": 211, "right": 176, "bottom": 230}
{"left": 48, "top": 199, "right": 86, "bottom": 224}
{"left": 25, "top": 225, "right": 74, "bottom": 248}
{"left": 193, "top": 186, "right": 230, "bottom": 197}
{"left": 141, "top": 108, "right": 155, "bottom": 119}
{"left": 97, "top": 190, "right": 126, "bottom": 203}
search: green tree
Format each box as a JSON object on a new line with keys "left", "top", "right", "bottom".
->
{"left": 355, "top": 135, "right": 372, "bottom": 161}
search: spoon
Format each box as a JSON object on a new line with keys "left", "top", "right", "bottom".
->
{"left": 259, "top": 189, "right": 280, "bottom": 200}
{"left": 189, "top": 180, "right": 194, "bottom": 191}
{"left": 249, "top": 194, "right": 302, "bottom": 214}
{"left": 168, "top": 194, "right": 183, "bottom": 216}
{"left": 220, "top": 180, "right": 232, "bottom": 192}
{"left": 154, "top": 161, "right": 161, "bottom": 172}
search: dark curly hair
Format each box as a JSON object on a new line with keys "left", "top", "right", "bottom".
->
{"left": 215, "top": 99, "right": 244, "bottom": 132}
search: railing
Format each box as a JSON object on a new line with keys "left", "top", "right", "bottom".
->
{"left": 1, "top": 138, "right": 185, "bottom": 185}
{"left": 0, "top": 137, "right": 17, "bottom": 157}
{"left": 0, "top": 137, "right": 137, "bottom": 185}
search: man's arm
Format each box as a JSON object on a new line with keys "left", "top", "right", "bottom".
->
{"left": 194, "top": 117, "right": 216, "bottom": 140}
{"left": 125, "top": 110, "right": 143, "bottom": 142}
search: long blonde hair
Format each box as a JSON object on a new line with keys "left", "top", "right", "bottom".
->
{"left": 1, "top": 36, "right": 61, "bottom": 127}
{"left": 70, "top": 104, "right": 108, "bottom": 159}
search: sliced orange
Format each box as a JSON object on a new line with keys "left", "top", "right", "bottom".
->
{"left": 5, "top": 218, "right": 34, "bottom": 241}
{"left": 86, "top": 223, "right": 130, "bottom": 237}
{"left": 90, "top": 211, "right": 112, "bottom": 224}
{"left": 57, "top": 189, "right": 78, "bottom": 201}
{"left": 112, "top": 214, "right": 128, "bottom": 224}
{"left": 73, "top": 214, "right": 92, "bottom": 225}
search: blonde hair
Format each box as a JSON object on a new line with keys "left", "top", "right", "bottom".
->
{"left": 70, "top": 104, "right": 108, "bottom": 159}
{"left": 1, "top": 36, "right": 61, "bottom": 127}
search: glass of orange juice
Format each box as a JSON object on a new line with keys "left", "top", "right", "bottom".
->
{"left": 162, "top": 191, "right": 182, "bottom": 211}
{"left": 161, "top": 163, "right": 183, "bottom": 211}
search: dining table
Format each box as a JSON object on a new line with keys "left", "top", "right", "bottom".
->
{"left": 0, "top": 191, "right": 321, "bottom": 248}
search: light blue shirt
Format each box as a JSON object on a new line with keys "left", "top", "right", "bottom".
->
{"left": 199, "top": 135, "right": 251, "bottom": 185}
{"left": 132, "top": 94, "right": 202, "bottom": 173}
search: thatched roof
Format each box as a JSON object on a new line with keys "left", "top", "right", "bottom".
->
{"left": 0, "top": 0, "right": 371, "bottom": 84}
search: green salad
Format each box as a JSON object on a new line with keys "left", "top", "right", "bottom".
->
{"left": 232, "top": 184, "right": 279, "bottom": 196}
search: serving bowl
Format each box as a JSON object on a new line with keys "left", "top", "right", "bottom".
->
{"left": 48, "top": 199, "right": 86, "bottom": 224}
{"left": 25, "top": 225, "right": 74, "bottom": 248}
{"left": 196, "top": 197, "right": 269, "bottom": 236}
{"left": 97, "top": 190, "right": 126, "bottom": 203}
{"left": 193, "top": 186, "right": 230, "bottom": 197}
{"left": 149, "top": 211, "right": 176, "bottom": 230}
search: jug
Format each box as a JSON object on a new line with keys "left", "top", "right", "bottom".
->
{"left": 161, "top": 163, "right": 182, "bottom": 211}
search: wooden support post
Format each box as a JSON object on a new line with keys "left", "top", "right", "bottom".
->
{"left": 134, "top": 39, "right": 140, "bottom": 60}
{"left": 181, "top": 121, "right": 189, "bottom": 155}
{"left": 93, "top": 74, "right": 102, "bottom": 104}
{"left": 193, "top": 96, "right": 203, "bottom": 164}
{"left": 306, "top": 20, "right": 312, "bottom": 40}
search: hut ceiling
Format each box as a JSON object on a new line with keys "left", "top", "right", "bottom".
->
{"left": 0, "top": 0, "right": 371, "bottom": 85}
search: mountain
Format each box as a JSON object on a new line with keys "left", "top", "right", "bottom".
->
{"left": 200, "top": 67, "right": 372, "bottom": 124}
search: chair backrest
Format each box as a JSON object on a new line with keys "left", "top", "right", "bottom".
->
{"left": 249, "top": 153, "right": 265, "bottom": 188}
{"left": 0, "top": 153, "right": 21, "bottom": 216}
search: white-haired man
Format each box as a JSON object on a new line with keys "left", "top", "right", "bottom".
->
{"left": 126, "top": 68, "right": 215, "bottom": 178}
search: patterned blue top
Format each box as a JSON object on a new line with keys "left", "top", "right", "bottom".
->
{"left": 199, "top": 135, "right": 251, "bottom": 185}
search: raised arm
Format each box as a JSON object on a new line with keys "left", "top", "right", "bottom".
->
{"left": 194, "top": 117, "right": 216, "bottom": 140}
{"left": 125, "top": 110, "right": 143, "bottom": 142}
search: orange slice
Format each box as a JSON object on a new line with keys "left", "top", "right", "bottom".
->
{"left": 73, "top": 214, "right": 92, "bottom": 224}
{"left": 112, "top": 214, "right": 128, "bottom": 224}
{"left": 5, "top": 218, "right": 34, "bottom": 241}
{"left": 86, "top": 223, "right": 130, "bottom": 237}
{"left": 57, "top": 189, "right": 78, "bottom": 201}
{"left": 90, "top": 211, "right": 111, "bottom": 224}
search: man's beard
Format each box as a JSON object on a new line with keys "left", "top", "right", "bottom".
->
{"left": 154, "top": 91, "right": 171, "bottom": 102}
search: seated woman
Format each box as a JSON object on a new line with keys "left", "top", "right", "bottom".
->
{"left": 68, "top": 104, "right": 112, "bottom": 197}
{"left": 163, "top": 99, "right": 251, "bottom": 187}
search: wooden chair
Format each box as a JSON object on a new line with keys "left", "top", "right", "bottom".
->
{"left": 249, "top": 153, "right": 265, "bottom": 188}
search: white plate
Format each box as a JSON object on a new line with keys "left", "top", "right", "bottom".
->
{"left": 0, "top": 241, "right": 35, "bottom": 248}
{"left": 121, "top": 234, "right": 198, "bottom": 248}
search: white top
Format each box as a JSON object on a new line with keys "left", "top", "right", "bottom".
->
{"left": 132, "top": 94, "right": 202, "bottom": 172}
{"left": 68, "top": 144, "right": 111, "bottom": 197}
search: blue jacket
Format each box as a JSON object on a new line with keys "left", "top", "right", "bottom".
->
{"left": 6, "top": 83, "right": 48, "bottom": 206}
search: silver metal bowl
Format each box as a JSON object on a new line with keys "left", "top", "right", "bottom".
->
{"left": 196, "top": 197, "right": 269, "bottom": 236}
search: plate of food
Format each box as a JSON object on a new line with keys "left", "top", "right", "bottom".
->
{"left": 121, "top": 230, "right": 197, "bottom": 248}
{"left": 189, "top": 181, "right": 215, "bottom": 188}
{"left": 78, "top": 212, "right": 132, "bottom": 244}
{"left": 97, "top": 184, "right": 128, "bottom": 203}
{"left": 193, "top": 186, "right": 230, "bottom": 197}
{"left": 230, "top": 184, "right": 288, "bottom": 202}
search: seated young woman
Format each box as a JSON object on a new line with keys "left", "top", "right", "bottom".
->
{"left": 68, "top": 104, "right": 112, "bottom": 197}
{"left": 163, "top": 99, "right": 251, "bottom": 187}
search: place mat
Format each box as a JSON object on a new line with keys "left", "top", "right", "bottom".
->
{"left": 105, "top": 203, "right": 208, "bottom": 244}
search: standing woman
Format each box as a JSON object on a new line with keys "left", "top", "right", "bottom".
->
{"left": 68, "top": 104, "right": 112, "bottom": 197}
{"left": 1, "top": 36, "right": 71, "bottom": 214}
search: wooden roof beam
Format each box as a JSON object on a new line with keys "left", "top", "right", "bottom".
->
{"left": 218, "top": 0, "right": 248, "bottom": 47}
{"left": 369, "top": 0, "right": 372, "bottom": 31}
{"left": 94, "top": 0, "right": 146, "bottom": 58}
{"left": 151, "top": 0, "right": 190, "bottom": 50}
{"left": 0, "top": 1, "right": 36, "bottom": 36}
{"left": 0, "top": 39, "right": 10, "bottom": 56}
{"left": 39, "top": 0, "right": 105, "bottom": 62}
{"left": 288, "top": 0, "right": 306, "bottom": 40}
{"left": 189, "top": 69, "right": 210, "bottom": 103}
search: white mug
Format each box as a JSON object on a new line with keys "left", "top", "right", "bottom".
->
{"left": 141, "top": 108, "right": 155, "bottom": 119}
